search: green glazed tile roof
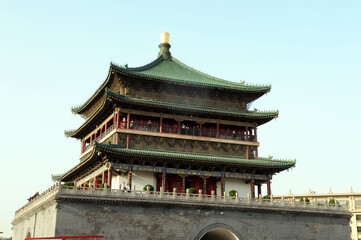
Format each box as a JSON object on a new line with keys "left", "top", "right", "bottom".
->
{"left": 111, "top": 57, "right": 271, "bottom": 92}
{"left": 107, "top": 89, "right": 279, "bottom": 119}
{"left": 94, "top": 142, "right": 296, "bottom": 168}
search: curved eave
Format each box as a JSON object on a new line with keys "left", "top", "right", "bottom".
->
{"left": 110, "top": 60, "right": 271, "bottom": 94}
{"left": 61, "top": 147, "right": 99, "bottom": 182}
{"left": 96, "top": 143, "right": 296, "bottom": 169}
{"left": 66, "top": 89, "right": 279, "bottom": 139}
{"left": 70, "top": 68, "right": 113, "bottom": 115}
{"left": 65, "top": 93, "right": 112, "bottom": 139}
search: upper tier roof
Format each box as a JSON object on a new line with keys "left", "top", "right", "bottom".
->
{"left": 111, "top": 57, "right": 271, "bottom": 92}
{"left": 71, "top": 56, "right": 271, "bottom": 115}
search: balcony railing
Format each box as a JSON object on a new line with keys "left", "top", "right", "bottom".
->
{"left": 122, "top": 121, "right": 255, "bottom": 142}
{"left": 15, "top": 184, "right": 348, "bottom": 220}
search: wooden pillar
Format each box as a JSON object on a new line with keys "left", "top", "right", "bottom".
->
{"left": 160, "top": 117, "right": 163, "bottom": 133}
{"left": 181, "top": 175, "right": 186, "bottom": 193}
{"left": 90, "top": 135, "right": 93, "bottom": 145}
{"left": 81, "top": 141, "right": 85, "bottom": 153}
{"left": 102, "top": 171, "right": 106, "bottom": 184}
{"left": 126, "top": 135, "right": 130, "bottom": 149}
{"left": 216, "top": 123, "right": 220, "bottom": 138}
{"left": 246, "top": 126, "right": 249, "bottom": 141}
{"left": 107, "top": 168, "right": 112, "bottom": 188}
{"left": 267, "top": 180, "right": 271, "bottom": 195}
{"left": 113, "top": 113, "right": 116, "bottom": 128}
{"left": 177, "top": 120, "right": 181, "bottom": 135}
{"left": 257, "top": 183, "right": 262, "bottom": 197}
{"left": 100, "top": 127, "right": 103, "bottom": 139}
{"left": 250, "top": 179, "right": 255, "bottom": 200}
{"left": 203, "top": 177, "right": 207, "bottom": 195}
{"left": 162, "top": 171, "right": 166, "bottom": 191}
{"left": 127, "top": 170, "right": 132, "bottom": 189}
{"left": 94, "top": 176, "right": 98, "bottom": 188}
{"left": 254, "top": 127, "right": 257, "bottom": 142}
{"left": 246, "top": 146, "right": 249, "bottom": 160}
{"left": 255, "top": 147, "right": 258, "bottom": 159}
{"left": 221, "top": 176, "right": 224, "bottom": 196}
{"left": 127, "top": 113, "right": 130, "bottom": 129}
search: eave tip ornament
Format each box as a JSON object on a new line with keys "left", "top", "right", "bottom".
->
{"left": 158, "top": 32, "right": 171, "bottom": 59}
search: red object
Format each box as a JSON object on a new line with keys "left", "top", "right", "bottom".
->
{"left": 25, "top": 236, "right": 104, "bottom": 240}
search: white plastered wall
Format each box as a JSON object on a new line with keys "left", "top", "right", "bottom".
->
{"left": 131, "top": 171, "right": 156, "bottom": 191}
{"left": 111, "top": 171, "right": 128, "bottom": 190}
{"left": 216, "top": 178, "right": 251, "bottom": 198}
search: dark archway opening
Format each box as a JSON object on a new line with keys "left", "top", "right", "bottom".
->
{"left": 200, "top": 228, "right": 239, "bottom": 240}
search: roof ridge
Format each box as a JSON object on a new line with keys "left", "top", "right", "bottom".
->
{"left": 171, "top": 57, "right": 271, "bottom": 88}
{"left": 110, "top": 57, "right": 164, "bottom": 71}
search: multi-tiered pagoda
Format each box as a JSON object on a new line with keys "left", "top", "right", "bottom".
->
{"left": 61, "top": 32, "right": 295, "bottom": 199}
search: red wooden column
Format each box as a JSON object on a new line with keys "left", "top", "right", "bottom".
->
{"left": 254, "top": 127, "right": 257, "bottom": 142}
{"left": 257, "top": 183, "right": 262, "bottom": 197}
{"left": 107, "top": 168, "right": 112, "bottom": 188}
{"left": 127, "top": 170, "right": 132, "bottom": 189}
{"left": 81, "top": 141, "right": 85, "bottom": 153}
{"left": 127, "top": 113, "right": 130, "bottom": 129}
{"left": 102, "top": 171, "right": 106, "bottom": 184}
{"left": 267, "top": 180, "right": 272, "bottom": 195}
{"left": 113, "top": 113, "right": 116, "bottom": 129}
{"left": 220, "top": 176, "right": 224, "bottom": 196}
{"left": 162, "top": 171, "right": 166, "bottom": 191}
{"left": 216, "top": 123, "right": 220, "bottom": 138}
{"left": 246, "top": 146, "right": 249, "bottom": 159}
{"left": 181, "top": 175, "right": 186, "bottom": 193}
{"left": 126, "top": 135, "right": 130, "bottom": 149}
{"left": 160, "top": 117, "right": 163, "bottom": 133}
{"left": 246, "top": 126, "right": 249, "bottom": 141}
{"left": 250, "top": 179, "right": 255, "bottom": 200}
{"left": 94, "top": 176, "right": 99, "bottom": 188}
{"left": 177, "top": 120, "right": 181, "bottom": 135}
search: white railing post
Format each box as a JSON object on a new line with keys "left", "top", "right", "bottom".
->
{"left": 281, "top": 196, "right": 284, "bottom": 206}
{"left": 247, "top": 193, "right": 251, "bottom": 203}
{"left": 235, "top": 192, "right": 239, "bottom": 203}
{"left": 104, "top": 184, "right": 108, "bottom": 195}
{"left": 186, "top": 189, "right": 189, "bottom": 200}
{"left": 211, "top": 190, "right": 215, "bottom": 201}
{"left": 270, "top": 195, "right": 273, "bottom": 205}
{"left": 198, "top": 190, "right": 202, "bottom": 200}
{"left": 132, "top": 186, "right": 136, "bottom": 197}
{"left": 146, "top": 186, "right": 150, "bottom": 198}
{"left": 224, "top": 192, "right": 227, "bottom": 202}
{"left": 173, "top": 188, "right": 177, "bottom": 199}
{"left": 160, "top": 187, "right": 164, "bottom": 198}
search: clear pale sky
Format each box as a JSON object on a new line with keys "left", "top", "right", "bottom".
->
{"left": 1, "top": 1, "right": 360, "bottom": 237}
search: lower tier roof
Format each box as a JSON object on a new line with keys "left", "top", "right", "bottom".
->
{"left": 60, "top": 142, "right": 295, "bottom": 181}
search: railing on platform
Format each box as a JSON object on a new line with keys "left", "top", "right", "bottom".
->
{"left": 58, "top": 186, "right": 348, "bottom": 212}
{"left": 15, "top": 183, "right": 349, "bottom": 221}
{"left": 25, "top": 236, "right": 104, "bottom": 240}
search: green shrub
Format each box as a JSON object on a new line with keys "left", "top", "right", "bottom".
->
{"left": 63, "top": 182, "right": 74, "bottom": 186}
{"left": 299, "top": 197, "right": 310, "bottom": 203}
{"left": 329, "top": 198, "right": 336, "bottom": 205}
{"left": 143, "top": 184, "right": 154, "bottom": 191}
{"left": 262, "top": 195, "right": 271, "bottom": 199}
{"left": 229, "top": 190, "right": 238, "bottom": 197}
{"left": 188, "top": 188, "right": 197, "bottom": 194}
{"left": 99, "top": 183, "right": 108, "bottom": 188}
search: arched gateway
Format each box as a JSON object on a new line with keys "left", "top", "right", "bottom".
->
{"left": 200, "top": 228, "right": 239, "bottom": 240}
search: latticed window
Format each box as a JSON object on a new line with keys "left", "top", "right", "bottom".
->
{"left": 357, "top": 226, "right": 361, "bottom": 232}
{"left": 356, "top": 215, "right": 361, "bottom": 220}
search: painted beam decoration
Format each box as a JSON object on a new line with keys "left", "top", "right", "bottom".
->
{"left": 113, "top": 163, "right": 269, "bottom": 180}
